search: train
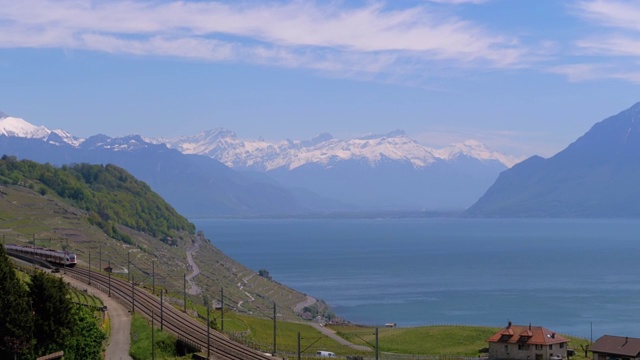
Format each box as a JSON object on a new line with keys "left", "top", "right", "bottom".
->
{"left": 4, "top": 244, "right": 77, "bottom": 267}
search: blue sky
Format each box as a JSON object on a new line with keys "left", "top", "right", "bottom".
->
{"left": 2, "top": 0, "right": 640, "bottom": 158}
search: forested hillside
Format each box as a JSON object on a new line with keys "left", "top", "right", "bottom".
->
{"left": 0, "top": 245, "right": 105, "bottom": 359}
{"left": 0, "top": 155, "right": 195, "bottom": 241}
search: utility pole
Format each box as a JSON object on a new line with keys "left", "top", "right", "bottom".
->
{"left": 32, "top": 234, "right": 36, "bottom": 271}
{"left": 273, "top": 302, "right": 277, "bottom": 356}
{"left": 160, "top": 291, "right": 164, "bottom": 331}
{"left": 152, "top": 259, "right": 155, "bottom": 295}
{"left": 108, "top": 260, "right": 111, "bottom": 297}
{"left": 152, "top": 311, "right": 155, "bottom": 360}
{"left": 207, "top": 297, "right": 211, "bottom": 359}
{"left": 183, "top": 272, "right": 186, "bottom": 313}
{"left": 99, "top": 244, "right": 102, "bottom": 272}
{"left": 221, "top": 287, "right": 225, "bottom": 332}
{"left": 127, "top": 250, "right": 131, "bottom": 283}
{"left": 131, "top": 275, "right": 135, "bottom": 313}
{"left": 88, "top": 251, "right": 91, "bottom": 285}
{"left": 375, "top": 327, "right": 379, "bottom": 360}
{"left": 297, "top": 332, "right": 301, "bottom": 360}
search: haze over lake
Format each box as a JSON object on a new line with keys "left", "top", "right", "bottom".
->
{"left": 193, "top": 218, "right": 640, "bottom": 339}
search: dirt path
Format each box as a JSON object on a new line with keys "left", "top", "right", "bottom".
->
{"left": 185, "top": 237, "right": 202, "bottom": 295}
{"left": 293, "top": 295, "right": 317, "bottom": 314}
{"left": 62, "top": 273, "right": 133, "bottom": 360}
{"left": 309, "top": 323, "right": 372, "bottom": 352}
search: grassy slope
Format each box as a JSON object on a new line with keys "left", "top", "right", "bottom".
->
{"left": 0, "top": 184, "right": 307, "bottom": 319}
{"left": 331, "top": 325, "right": 591, "bottom": 359}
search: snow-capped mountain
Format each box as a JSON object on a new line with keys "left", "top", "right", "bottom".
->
{"left": 0, "top": 114, "right": 84, "bottom": 147}
{"left": 155, "top": 129, "right": 520, "bottom": 171}
{"left": 0, "top": 111, "right": 522, "bottom": 211}
{"left": 153, "top": 128, "right": 520, "bottom": 210}
{"left": 0, "top": 112, "right": 331, "bottom": 216}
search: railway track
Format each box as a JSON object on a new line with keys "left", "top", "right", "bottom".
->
{"left": 65, "top": 267, "right": 278, "bottom": 360}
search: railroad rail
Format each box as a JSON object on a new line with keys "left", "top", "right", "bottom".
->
{"left": 65, "top": 267, "right": 278, "bottom": 360}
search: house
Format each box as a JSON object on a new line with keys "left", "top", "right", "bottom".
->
{"left": 487, "top": 322, "right": 569, "bottom": 360}
{"left": 590, "top": 335, "right": 640, "bottom": 360}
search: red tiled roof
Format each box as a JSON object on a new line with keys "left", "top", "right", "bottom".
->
{"left": 590, "top": 335, "right": 640, "bottom": 357}
{"left": 487, "top": 324, "right": 568, "bottom": 345}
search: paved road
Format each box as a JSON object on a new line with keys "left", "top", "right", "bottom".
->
{"left": 62, "top": 273, "right": 133, "bottom": 360}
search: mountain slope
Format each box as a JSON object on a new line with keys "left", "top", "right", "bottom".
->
{"left": 467, "top": 102, "right": 640, "bottom": 217}
{"left": 0, "top": 116, "right": 330, "bottom": 216}
{"left": 0, "top": 159, "right": 308, "bottom": 320}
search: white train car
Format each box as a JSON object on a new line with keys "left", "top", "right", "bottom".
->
{"left": 4, "top": 244, "right": 77, "bottom": 267}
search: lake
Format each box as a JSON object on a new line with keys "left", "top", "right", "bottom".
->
{"left": 192, "top": 218, "right": 640, "bottom": 339}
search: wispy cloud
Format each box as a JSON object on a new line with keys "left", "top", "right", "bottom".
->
{"left": 560, "top": 0, "right": 640, "bottom": 83}
{"left": 0, "top": 0, "right": 530, "bottom": 79}
{"left": 574, "top": 0, "right": 640, "bottom": 31}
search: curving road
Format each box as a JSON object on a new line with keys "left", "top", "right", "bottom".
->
{"left": 185, "top": 238, "right": 202, "bottom": 295}
{"left": 61, "top": 273, "right": 133, "bottom": 360}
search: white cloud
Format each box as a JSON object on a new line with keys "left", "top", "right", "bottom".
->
{"left": 560, "top": 1, "right": 640, "bottom": 84}
{"left": 548, "top": 62, "right": 640, "bottom": 84}
{"left": 0, "top": 0, "right": 530, "bottom": 78}
{"left": 574, "top": 0, "right": 640, "bottom": 31}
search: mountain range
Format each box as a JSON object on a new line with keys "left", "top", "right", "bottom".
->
{"left": 0, "top": 113, "right": 515, "bottom": 215}
{"left": 153, "top": 128, "right": 516, "bottom": 210}
{"left": 467, "top": 102, "right": 640, "bottom": 217}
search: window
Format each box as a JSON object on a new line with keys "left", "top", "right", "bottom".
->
{"left": 560, "top": 343, "right": 565, "bottom": 349}
{"left": 535, "top": 345, "right": 543, "bottom": 350}
{"left": 519, "top": 345, "right": 531, "bottom": 351}
{"left": 549, "top": 345, "right": 553, "bottom": 350}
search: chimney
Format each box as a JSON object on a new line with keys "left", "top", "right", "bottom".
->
{"left": 508, "top": 321, "right": 512, "bottom": 328}
{"left": 529, "top": 323, "right": 531, "bottom": 330}
{"left": 551, "top": 333, "right": 555, "bottom": 339}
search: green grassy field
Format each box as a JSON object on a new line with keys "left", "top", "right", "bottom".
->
{"left": 129, "top": 313, "right": 191, "bottom": 360}
{"left": 329, "top": 325, "right": 591, "bottom": 359}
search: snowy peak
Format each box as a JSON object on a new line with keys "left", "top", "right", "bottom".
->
{"left": 358, "top": 129, "right": 406, "bottom": 140}
{"left": 158, "top": 129, "right": 516, "bottom": 170}
{"left": 435, "top": 140, "right": 522, "bottom": 167}
{"left": 0, "top": 116, "right": 50, "bottom": 138}
{"left": 0, "top": 115, "right": 84, "bottom": 147}
{"left": 0, "top": 111, "right": 8, "bottom": 119}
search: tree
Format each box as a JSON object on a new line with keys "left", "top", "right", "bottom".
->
{"left": 64, "top": 306, "right": 106, "bottom": 360}
{"left": 28, "top": 271, "right": 74, "bottom": 357}
{"left": 0, "top": 246, "right": 33, "bottom": 359}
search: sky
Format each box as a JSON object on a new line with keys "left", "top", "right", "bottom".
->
{"left": 2, "top": 0, "right": 640, "bottom": 158}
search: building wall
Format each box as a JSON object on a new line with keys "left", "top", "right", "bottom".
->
{"left": 489, "top": 342, "right": 568, "bottom": 360}
{"left": 593, "top": 352, "right": 639, "bottom": 360}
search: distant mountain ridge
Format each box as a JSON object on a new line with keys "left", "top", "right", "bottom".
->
{"left": 467, "top": 101, "right": 640, "bottom": 217}
{"left": 0, "top": 115, "right": 340, "bottom": 217}
{"left": 150, "top": 128, "right": 518, "bottom": 210}
{"left": 0, "top": 112, "right": 519, "bottom": 212}
{"left": 153, "top": 128, "right": 520, "bottom": 170}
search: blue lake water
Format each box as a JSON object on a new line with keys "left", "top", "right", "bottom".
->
{"left": 192, "top": 218, "right": 640, "bottom": 339}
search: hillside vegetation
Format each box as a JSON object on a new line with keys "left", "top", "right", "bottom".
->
{"left": 0, "top": 157, "right": 308, "bottom": 325}
{"left": 0, "top": 155, "right": 194, "bottom": 241}
{"left": 0, "top": 245, "right": 106, "bottom": 359}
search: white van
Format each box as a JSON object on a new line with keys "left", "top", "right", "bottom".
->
{"left": 316, "top": 350, "right": 336, "bottom": 358}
